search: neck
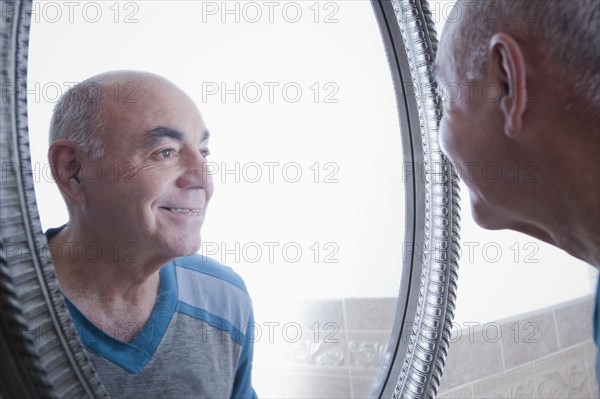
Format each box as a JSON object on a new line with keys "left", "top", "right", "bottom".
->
{"left": 49, "top": 223, "right": 169, "bottom": 341}
{"left": 547, "top": 193, "right": 600, "bottom": 267}
{"left": 516, "top": 214, "right": 600, "bottom": 268}
{"left": 506, "top": 99, "right": 600, "bottom": 266}
{"left": 512, "top": 129, "right": 600, "bottom": 267}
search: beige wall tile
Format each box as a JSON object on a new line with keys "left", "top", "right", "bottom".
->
{"left": 437, "top": 384, "right": 473, "bottom": 399}
{"left": 438, "top": 306, "right": 596, "bottom": 397}
{"left": 585, "top": 340, "right": 600, "bottom": 398}
{"left": 292, "top": 299, "right": 345, "bottom": 330}
{"left": 439, "top": 326, "right": 504, "bottom": 390}
{"left": 281, "top": 328, "right": 348, "bottom": 371}
{"left": 346, "top": 331, "right": 390, "bottom": 370}
{"left": 500, "top": 311, "right": 559, "bottom": 369}
{"left": 286, "top": 374, "right": 351, "bottom": 399}
{"left": 554, "top": 295, "right": 594, "bottom": 349}
{"left": 534, "top": 343, "right": 592, "bottom": 398}
{"left": 472, "top": 363, "right": 536, "bottom": 398}
{"left": 344, "top": 297, "right": 397, "bottom": 331}
{"left": 351, "top": 376, "right": 379, "bottom": 399}
{"left": 283, "top": 344, "right": 348, "bottom": 371}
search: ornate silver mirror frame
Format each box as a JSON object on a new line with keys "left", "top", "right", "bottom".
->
{"left": 0, "top": 0, "right": 460, "bottom": 397}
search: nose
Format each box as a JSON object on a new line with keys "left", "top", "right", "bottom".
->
{"left": 176, "top": 150, "right": 213, "bottom": 191}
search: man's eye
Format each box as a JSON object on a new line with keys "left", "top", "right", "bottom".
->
{"left": 156, "top": 148, "right": 176, "bottom": 159}
{"left": 201, "top": 149, "right": 210, "bottom": 159}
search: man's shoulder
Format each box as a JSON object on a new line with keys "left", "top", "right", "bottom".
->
{"left": 171, "top": 254, "right": 249, "bottom": 295}
{"left": 171, "top": 254, "right": 254, "bottom": 335}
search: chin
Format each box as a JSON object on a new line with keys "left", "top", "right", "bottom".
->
{"left": 166, "top": 234, "right": 202, "bottom": 258}
{"left": 179, "top": 240, "right": 202, "bottom": 257}
{"left": 469, "top": 194, "right": 507, "bottom": 231}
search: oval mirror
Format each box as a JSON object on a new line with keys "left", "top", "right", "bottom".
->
{"left": 0, "top": 0, "right": 459, "bottom": 398}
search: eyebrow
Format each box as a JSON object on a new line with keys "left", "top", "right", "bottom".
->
{"left": 142, "top": 126, "right": 210, "bottom": 148}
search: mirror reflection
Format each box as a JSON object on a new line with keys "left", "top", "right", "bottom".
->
{"left": 28, "top": 1, "right": 405, "bottom": 397}
{"left": 429, "top": 0, "right": 595, "bottom": 326}
{"left": 428, "top": 2, "right": 598, "bottom": 396}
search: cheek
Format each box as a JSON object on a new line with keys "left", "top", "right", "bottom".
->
{"left": 438, "top": 115, "right": 459, "bottom": 162}
{"left": 203, "top": 175, "right": 215, "bottom": 202}
{"left": 438, "top": 112, "right": 479, "bottom": 183}
{"left": 114, "top": 178, "right": 161, "bottom": 217}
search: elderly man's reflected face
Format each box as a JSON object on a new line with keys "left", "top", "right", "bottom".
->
{"left": 82, "top": 77, "right": 213, "bottom": 259}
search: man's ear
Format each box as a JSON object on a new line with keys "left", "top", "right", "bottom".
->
{"left": 48, "top": 139, "right": 86, "bottom": 206}
{"left": 488, "top": 32, "right": 528, "bottom": 139}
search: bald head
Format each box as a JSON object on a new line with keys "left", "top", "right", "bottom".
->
{"left": 447, "top": 0, "right": 599, "bottom": 106}
{"left": 49, "top": 70, "right": 192, "bottom": 160}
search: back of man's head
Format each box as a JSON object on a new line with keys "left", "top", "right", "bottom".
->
{"left": 456, "top": 0, "right": 599, "bottom": 108}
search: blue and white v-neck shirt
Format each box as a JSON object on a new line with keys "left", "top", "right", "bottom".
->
{"left": 47, "top": 227, "right": 257, "bottom": 399}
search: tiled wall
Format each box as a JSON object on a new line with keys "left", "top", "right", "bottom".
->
{"left": 437, "top": 295, "right": 599, "bottom": 398}
{"left": 255, "top": 297, "right": 398, "bottom": 398}
{"left": 256, "top": 295, "right": 598, "bottom": 398}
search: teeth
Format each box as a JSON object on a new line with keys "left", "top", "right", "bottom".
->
{"left": 167, "top": 207, "right": 199, "bottom": 216}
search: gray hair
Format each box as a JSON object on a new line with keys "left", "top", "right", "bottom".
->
{"left": 457, "top": 0, "right": 599, "bottom": 106}
{"left": 49, "top": 80, "right": 106, "bottom": 159}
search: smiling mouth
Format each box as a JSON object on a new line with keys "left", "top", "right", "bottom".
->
{"left": 161, "top": 207, "right": 200, "bottom": 216}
